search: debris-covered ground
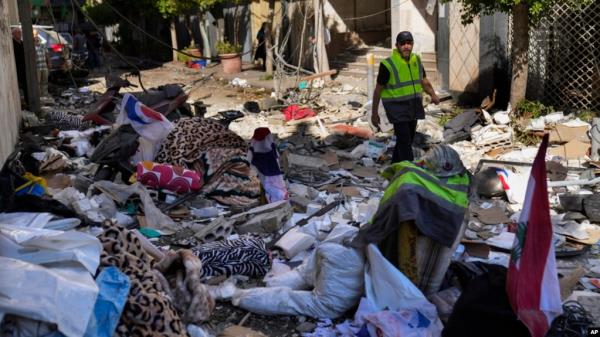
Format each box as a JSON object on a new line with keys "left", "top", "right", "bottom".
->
{"left": 2, "top": 58, "right": 600, "bottom": 337}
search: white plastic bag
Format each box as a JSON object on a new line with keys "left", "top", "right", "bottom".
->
{"left": 365, "top": 244, "right": 429, "bottom": 311}
{"left": 360, "top": 245, "right": 444, "bottom": 337}
{"left": 0, "top": 257, "right": 99, "bottom": 337}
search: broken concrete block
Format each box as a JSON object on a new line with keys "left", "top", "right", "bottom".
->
{"left": 320, "top": 151, "right": 339, "bottom": 166}
{"left": 341, "top": 186, "right": 361, "bottom": 197}
{"left": 233, "top": 200, "right": 294, "bottom": 234}
{"left": 288, "top": 183, "right": 319, "bottom": 199}
{"left": 194, "top": 216, "right": 234, "bottom": 243}
{"left": 286, "top": 153, "right": 328, "bottom": 169}
{"left": 268, "top": 115, "right": 286, "bottom": 126}
{"left": 275, "top": 226, "right": 317, "bottom": 258}
{"left": 290, "top": 195, "right": 312, "bottom": 213}
{"left": 259, "top": 97, "right": 279, "bottom": 111}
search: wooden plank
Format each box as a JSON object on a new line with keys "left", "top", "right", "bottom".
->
{"left": 300, "top": 69, "right": 338, "bottom": 81}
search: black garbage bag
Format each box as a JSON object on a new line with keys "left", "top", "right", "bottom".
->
{"left": 442, "top": 264, "right": 530, "bottom": 337}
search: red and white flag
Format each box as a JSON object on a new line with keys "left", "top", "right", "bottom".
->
{"left": 506, "top": 134, "right": 562, "bottom": 337}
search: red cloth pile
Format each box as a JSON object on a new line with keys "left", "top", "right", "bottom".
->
{"left": 282, "top": 105, "right": 316, "bottom": 121}
{"left": 329, "top": 124, "right": 374, "bottom": 139}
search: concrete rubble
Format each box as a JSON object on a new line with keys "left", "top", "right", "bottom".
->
{"left": 2, "top": 62, "right": 600, "bottom": 337}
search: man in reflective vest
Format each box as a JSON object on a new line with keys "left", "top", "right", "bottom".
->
{"left": 371, "top": 31, "right": 440, "bottom": 163}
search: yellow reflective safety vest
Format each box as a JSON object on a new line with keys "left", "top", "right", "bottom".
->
{"left": 380, "top": 49, "right": 424, "bottom": 113}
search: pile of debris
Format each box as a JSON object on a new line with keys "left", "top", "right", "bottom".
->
{"left": 1, "top": 72, "right": 599, "bottom": 337}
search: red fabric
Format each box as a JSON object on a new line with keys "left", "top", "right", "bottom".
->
{"left": 506, "top": 134, "right": 562, "bottom": 337}
{"left": 329, "top": 124, "right": 374, "bottom": 139}
{"left": 252, "top": 127, "right": 271, "bottom": 141}
{"left": 282, "top": 105, "right": 316, "bottom": 121}
{"left": 136, "top": 161, "right": 202, "bottom": 194}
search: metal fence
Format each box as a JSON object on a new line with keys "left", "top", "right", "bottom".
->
{"left": 525, "top": 1, "right": 600, "bottom": 112}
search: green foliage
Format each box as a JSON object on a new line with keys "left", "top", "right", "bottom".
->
{"left": 216, "top": 40, "right": 241, "bottom": 55}
{"left": 438, "top": 106, "right": 463, "bottom": 126}
{"left": 516, "top": 99, "right": 553, "bottom": 119}
{"left": 577, "top": 110, "right": 597, "bottom": 123}
{"left": 440, "top": 0, "right": 594, "bottom": 26}
{"left": 83, "top": 1, "right": 116, "bottom": 26}
{"left": 156, "top": 0, "right": 221, "bottom": 18}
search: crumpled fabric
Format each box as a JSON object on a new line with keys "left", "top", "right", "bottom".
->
{"left": 136, "top": 161, "right": 202, "bottom": 194}
{"left": 97, "top": 222, "right": 188, "bottom": 336}
{"left": 443, "top": 110, "right": 479, "bottom": 144}
{"left": 282, "top": 105, "right": 316, "bottom": 121}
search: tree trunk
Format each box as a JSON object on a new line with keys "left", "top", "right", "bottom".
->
{"left": 265, "top": 0, "right": 275, "bottom": 75}
{"left": 170, "top": 18, "right": 178, "bottom": 62}
{"left": 313, "top": 0, "right": 330, "bottom": 78}
{"left": 233, "top": 4, "right": 240, "bottom": 46}
{"left": 199, "top": 13, "right": 211, "bottom": 60}
{"left": 17, "top": 0, "right": 40, "bottom": 114}
{"left": 509, "top": 3, "right": 529, "bottom": 110}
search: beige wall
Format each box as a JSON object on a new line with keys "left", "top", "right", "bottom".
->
{"left": 249, "top": 0, "right": 283, "bottom": 46}
{"left": 7, "top": 0, "right": 18, "bottom": 25}
{"left": 448, "top": 2, "right": 480, "bottom": 94}
{"left": 391, "top": 0, "right": 437, "bottom": 53}
{"left": 0, "top": 0, "right": 22, "bottom": 167}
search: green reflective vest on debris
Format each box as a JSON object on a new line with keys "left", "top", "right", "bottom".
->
{"left": 380, "top": 50, "right": 424, "bottom": 111}
{"left": 380, "top": 161, "right": 470, "bottom": 211}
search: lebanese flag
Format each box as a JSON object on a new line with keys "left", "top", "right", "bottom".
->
{"left": 118, "top": 93, "right": 173, "bottom": 142}
{"left": 506, "top": 134, "right": 562, "bottom": 337}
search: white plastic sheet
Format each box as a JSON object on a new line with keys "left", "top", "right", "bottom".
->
{"left": 0, "top": 224, "right": 102, "bottom": 274}
{"left": 0, "top": 212, "right": 55, "bottom": 229}
{"left": 0, "top": 257, "right": 99, "bottom": 337}
{"left": 0, "top": 212, "right": 81, "bottom": 231}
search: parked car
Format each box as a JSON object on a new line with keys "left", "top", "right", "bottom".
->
{"left": 58, "top": 32, "right": 73, "bottom": 50}
{"left": 11, "top": 25, "right": 73, "bottom": 75}
{"left": 35, "top": 26, "right": 72, "bottom": 73}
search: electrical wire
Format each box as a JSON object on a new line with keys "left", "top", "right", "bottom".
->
{"left": 44, "top": 3, "right": 78, "bottom": 89}
{"left": 340, "top": 0, "right": 410, "bottom": 21}
{"left": 69, "top": 0, "right": 147, "bottom": 92}
{"left": 103, "top": 1, "right": 261, "bottom": 60}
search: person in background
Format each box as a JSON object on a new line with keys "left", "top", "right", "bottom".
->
{"left": 255, "top": 22, "right": 267, "bottom": 70}
{"left": 12, "top": 27, "right": 28, "bottom": 105}
{"left": 371, "top": 31, "right": 440, "bottom": 164}
{"left": 73, "top": 27, "right": 87, "bottom": 54}
{"left": 86, "top": 30, "right": 101, "bottom": 69}
{"left": 33, "top": 29, "right": 49, "bottom": 97}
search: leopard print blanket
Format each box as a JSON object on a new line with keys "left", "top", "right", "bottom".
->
{"left": 156, "top": 118, "right": 260, "bottom": 207}
{"left": 98, "top": 222, "right": 188, "bottom": 336}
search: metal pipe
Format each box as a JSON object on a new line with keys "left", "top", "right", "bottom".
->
{"left": 367, "top": 53, "right": 375, "bottom": 101}
{"left": 547, "top": 176, "right": 600, "bottom": 187}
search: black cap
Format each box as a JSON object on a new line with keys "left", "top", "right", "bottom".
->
{"left": 396, "top": 31, "right": 414, "bottom": 44}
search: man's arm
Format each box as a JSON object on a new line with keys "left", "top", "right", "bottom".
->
{"left": 422, "top": 77, "right": 440, "bottom": 104}
{"left": 371, "top": 83, "right": 383, "bottom": 129}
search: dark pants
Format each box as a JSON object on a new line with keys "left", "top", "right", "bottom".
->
{"left": 392, "top": 120, "right": 417, "bottom": 163}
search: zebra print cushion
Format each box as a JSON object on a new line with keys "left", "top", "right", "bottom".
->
{"left": 47, "top": 111, "right": 94, "bottom": 131}
{"left": 193, "top": 236, "right": 271, "bottom": 278}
